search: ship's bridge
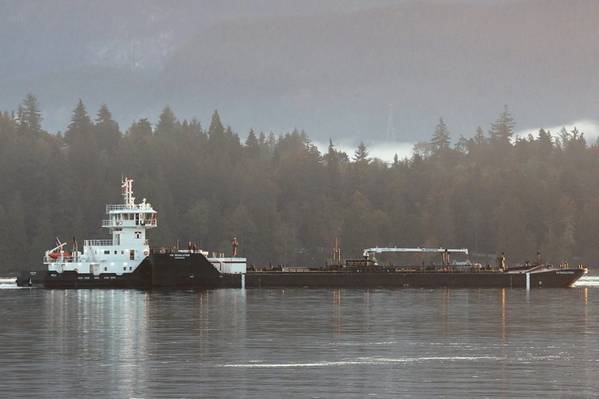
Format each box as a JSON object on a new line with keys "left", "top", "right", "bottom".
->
{"left": 102, "top": 178, "right": 157, "bottom": 230}
{"left": 103, "top": 203, "right": 157, "bottom": 229}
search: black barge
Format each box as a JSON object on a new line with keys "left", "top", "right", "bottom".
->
{"left": 17, "top": 248, "right": 587, "bottom": 289}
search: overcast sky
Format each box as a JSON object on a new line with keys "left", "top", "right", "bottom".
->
{"left": 1, "top": 0, "right": 598, "bottom": 157}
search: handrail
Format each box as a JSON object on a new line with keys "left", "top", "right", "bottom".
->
{"left": 84, "top": 239, "right": 113, "bottom": 246}
{"left": 362, "top": 247, "right": 469, "bottom": 257}
{"left": 101, "top": 219, "right": 157, "bottom": 227}
{"left": 106, "top": 204, "right": 156, "bottom": 212}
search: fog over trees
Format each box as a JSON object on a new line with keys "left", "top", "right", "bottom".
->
{"left": 1, "top": 95, "right": 598, "bottom": 273}
{"left": 2, "top": 1, "right": 599, "bottom": 139}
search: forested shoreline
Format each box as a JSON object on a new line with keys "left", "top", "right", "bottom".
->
{"left": 0, "top": 95, "right": 598, "bottom": 273}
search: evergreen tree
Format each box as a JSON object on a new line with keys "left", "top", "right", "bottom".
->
{"left": 182, "top": 118, "right": 203, "bottom": 139}
{"left": 430, "top": 117, "right": 451, "bottom": 153}
{"left": 65, "top": 99, "right": 93, "bottom": 143}
{"left": 209, "top": 110, "right": 224, "bottom": 135}
{"left": 455, "top": 135, "right": 469, "bottom": 153}
{"left": 473, "top": 126, "right": 485, "bottom": 145}
{"left": 208, "top": 110, "right": 225, "bottom": 147}
{"left": 353, "top": 141, "right": 370, "bottom": 164}
{"left": 325, "top": 139, "right": 347, "bottom": 165}
{"left": 489, "top": 105, "right": 515, "bottom": 143}
{"left": 17, "top": 94, "right": 43, "bottom": 134}
{"left": 94, "top": 104, "right": 120, "bottom": 152}
{"left": 327, "top": 138, "right": 335, "bottom": 155}
{"left": 128, "top": 118, "right": 153, "bottom": 140}
{"left": 155, "top": 106, "right": 177, "bottom": 136}
{"left": 245, "top": 129, "right": 260, "bottom": 158}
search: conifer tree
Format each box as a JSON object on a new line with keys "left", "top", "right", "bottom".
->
{"left": 245, "top": 129, "right": 260, "bottom": 157}
{"left": 325, "top": 139, "right": 342, "bottom": 165}
{"left": 353, "top": 141, "right": 370, "bottom": 164}
{"left": 128, "top": 118, "right": 153, "bottom": 140}
{"left": 17, "top": 94, "right": 43, "bottom": 134}
{"left": 473, "top": 126, "right": 485, "bottom": 145}
{"left": 65, "top": 99, "right": 92, "bottom": 143}
{"left": 94, "top": 104, "right": 120, "bottom": 152}
{"left": 327, "top": 138, "right": 335, "bottom": 155}
{"left": 208, "top": 110, "right": 225, "bottom": 142}
{"left": 430, "top": 117, "right": 451, "bottom": 153}
{"left": 155, "top": 106, "right": 177, "bottom": 136}
{"left": 183, "top": 118, "right": 203, "bottom": 138}
{"left": 489, "top": 105, "right": 515, "bottom": 143}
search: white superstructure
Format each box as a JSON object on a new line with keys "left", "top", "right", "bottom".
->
{"left": 45, "top": 177, "right": 157, "bottom": 276}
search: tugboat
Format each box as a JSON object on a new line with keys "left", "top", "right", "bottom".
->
{"left": 16, "top": 177, "right": 247, "bottom": 288}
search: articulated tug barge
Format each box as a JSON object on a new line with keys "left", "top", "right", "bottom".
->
{"left": 16, "top": 178, "right": 246, "bottom": 288}
{"left": 16, "top": 178, "right": 586, "bottom": 289}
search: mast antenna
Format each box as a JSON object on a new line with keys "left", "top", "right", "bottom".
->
{"left": 122, "top": 177, "right": 135, "bottom": 206}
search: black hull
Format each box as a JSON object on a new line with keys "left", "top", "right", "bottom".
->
{"left": 16, "top": 253, "right": 240, "bottom": 289}
{"left": 17, "top": 258, "right": 153, "bottom": 289}
{"left": 245, "top": 269, "right": 586, "bottom": 289}
{"left": 149, "top": 253, "right": 241, "bottom": 288}
{"left": 16, "top": 255, "right": 585, "bottom": 289}
{"left": 16, "top": 270, "right": 48, "bottom": 287}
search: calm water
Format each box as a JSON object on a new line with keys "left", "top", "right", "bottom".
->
{"left": 0, "top": 277, "right": 598, "bottom": 398}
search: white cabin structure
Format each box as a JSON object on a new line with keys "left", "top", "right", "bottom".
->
{"left": 45, "top": 177, "right": 157, "bottom": 276}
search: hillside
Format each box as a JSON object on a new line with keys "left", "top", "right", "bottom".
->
{"left": 1, "top": 0, "right": 599, "bottom": 141}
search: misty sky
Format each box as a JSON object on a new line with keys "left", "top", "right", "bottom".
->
{"left": 1, "top": 0, "right": 598, "bottom": 157}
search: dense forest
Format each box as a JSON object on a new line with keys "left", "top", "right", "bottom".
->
{"left": 1, "top": 95, "right": 598, "bottom": 273}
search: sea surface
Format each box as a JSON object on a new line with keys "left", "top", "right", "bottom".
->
{"left": 0, "top": 276, "right": 598, "bottom": 398}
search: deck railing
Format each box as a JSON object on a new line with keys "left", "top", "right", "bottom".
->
{"left": 101, "top": 219, "right": 157, "bottom": 228}
{"left": 84, "top": 239, "right": 113, "bottom": 247}
{"left": 106, "top": 204, "right": 155, "bottom": 212}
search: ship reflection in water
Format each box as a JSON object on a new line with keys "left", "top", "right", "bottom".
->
{"left": 0, "top": 284, "right": 597, "bottom": 398}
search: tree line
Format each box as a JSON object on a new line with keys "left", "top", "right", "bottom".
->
{"left": 0, "top": 95, "right": 597, "bottom": 273}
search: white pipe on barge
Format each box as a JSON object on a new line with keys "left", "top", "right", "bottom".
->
{"left": 362, "top": 247, "right": 469, "bottom": 257}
